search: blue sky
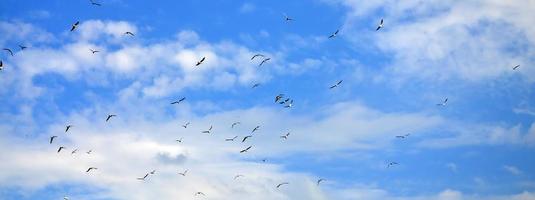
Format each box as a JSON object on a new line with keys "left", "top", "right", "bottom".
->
{"left": 1, "top": 0, "right": 535, "bottom": 199}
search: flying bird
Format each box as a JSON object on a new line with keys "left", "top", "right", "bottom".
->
{"left": 234, "top": 174, "right": 244, "bottom": 180}
{"left": 71, "top": 149, "right": 78, "bottom": 155}
{"left": 280, "top": 132, "right": 290, "bottom": 140}
{"left": 106, "top": 114, "right": 116, "bottom": 122}
{"left": 242, "top": 135, "right": 252, "bottom": 143}
{"left": 329, "top": 80, "right": 343, "bottom": 89}
{"left": 124, "top": 31, "right": 135, "bottom": 36}
{"left": 259, "top": 58, "right": 271, "bottom": 66}
{"left": 387, "top": 162, "right": 399, "bottom": 168}
{"left": 65, "top": 125, "right": 73, "bottom": 133}
{"left": 196, "top": 57, "right": 206, "bottom": 66}
{"left": 512, "top": 65, "right": 520, "bottom": 70}
{"left": 436, "top": 98, "right": 448, "bottom": 106}
{"left": 231, "top": 122, "right": 241, "bottom": 128}
{"left": 137, "top": 173, "right": 149, "bottom": 181}
{"left": 18, "top": 45, "right": 27, "bottom": 50}
{"left": 317, "top": 179, "right": 325, "bottom": 186}
{"left": 70, "top": 21, "right": 80, "bottom": 32}
{"left": 0, "top": 60, "right": 3, "bottom": 70}
{"left": 86, "top": 167, "right": 98, "bottom": 172}
{"left": 50, "top": 136, "right": 58, "bottom": 144}
{"left": 284, "top": 100, "right": 294, "bottom": 108}
{"left": 89, "top": 0, "right": 101, "bottom": 6}
{"left": 202, "top": 125, "right": 213, "bottom": 134}
{"left": 252, "top": 83, "right": 260, "bottom": 88}
{"left": 275, "top": 94, "right": 284, "bottom": 103}
{"left": 261, "top": 158, "right": 267, "bottom": 163}
{"left": 57, "top": 146, "right": 66, "bottom": 153}
{"left": 251, "top": 126, "right": 260, "bottom": 133}
{"left": 283, "top": 13, "right": 293, "bottom": 21}
{"left": 63, "top": 196, "right": 69, "bottom": 200}
{"left": 225, "top": 136, "right": 238, "bottom": 141}
{"left": 195, "top": 192, "right": 205, "bottom": 196}
{"left": 328, "top": 29, "right": 339, "bottom": 38}
{"left": 86, "top": 150, "right": 93, "bottom": 154}
{"left": 276, "top": 182, "right": 289, "bottom": 188}
{"left": 182, "top": 122, "right": 190, "bottom": 128}
{"left": 176, "top": 137, "right": 183, "bottom": 143}
{"left": 251, "top": 54, "right": 265, "bottom": 60}
{"left": 171, "top": 97, "right": 186, "bottom": 105}
{"left": 89, "top": 49, "right": 99, "bottom": 54}
{"left": 3, "top": 48, "right": 13, "bottom": 56}
{"left": 150, "top": 170, "right": 156, "bottom": 175}
{"left": 178, "top": 169, "right": 188, "bottom": 176}
{"left": 396, "top": 133, "right": 410, "bottom": 139}
{"left": 376, "top": 18, "right": 384, "bottom": 31}
{"left": 240, "top": 145, "right": 252, "bottom": 153}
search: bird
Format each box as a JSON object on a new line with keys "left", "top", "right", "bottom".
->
{"left": 329, "top": 80, "right": 343, "bottom": 89}
{"left": 71, "top": 149, "right": 78, "bottom": 155}
{"left": 283, "top": 13, "right": 293, "bottom": 21}
{"left": 387, "top": 162, "right": 399, "bottom": 168}
{"left": 284, "top": 100, "right": 294, "bottom": 108}
{"left": 89, "top": 49, "right": 99, "bottom": 54}
{"left": 86, "top": 167, "right": 98, "bottom": 172}
{"left": 251, "top": 126, "right": 260, "bottom": 133}
{"left": 57, "top": 146, "right": 66, "bottom": 153}
{"left": 65, "top": 125, "right": 73, "bottom": 133}
{"left": 231, "top": 122, "right": 241, "bottom": 128}
{"left": 86, "top": 150, "right": 93, "bottom": 154}
{"left": 137, "top": 173, "right": 149, "bottom": 181}
{"left": 234, "top": 174, "right": 244, "bottom": 180}
{"left": 63, "top": 196, "right": 69, "bottom": 200}
{"left": 195, "top": 192, "right": 205, "bottom": 196}
{"left": 276, "top": 182, "right": 289, "bottom": 188}
{"left": 49, "top": 136, "right": 58, "bottom": 144}
{"left": 512, "top": 65, "right": 520, "bottom": 70}
{"left": 252, "top": 83, "right": 261, "bottom": 88}
{"left": 376, "top": 18, "right": 384, "bottom": 31}
{"left": 182, "top": 122, "right": 190, "bottom": 128}
{"left": 196, "top": 57, "right": 206, "bottom": 67}
{"left": 242, "top": 135, "right": 252, "bottom": 143}
{"left": 171, "top": 97, "right": 186, "bottom": 105}
{"left": 396, "top": 133, "right": 410, "bottom": 139}
{"left": 436, "top": 98, "right": 448, "bottom": 106}
{"left": 275, "top": 94, "right": 284, "bottom": 103}
{"left": 261, "top": 158, "right": 267, "bottom": 163}
{"left": 124, "top": 31, "right": 135, "bottom": 36}
{"left": 225, "top": 136, "right": 238, "bottom": 141}
{"left": 176, "top": 137, "right": 183, "bottom": 143}
{"left": 251, "top": 54, "right": 265, "bottom": 60}
{"left": 202, "top": 125, "right": 213, "bottom": 134}
{"left": 3, "top": 48, "right": 13, "bottom": 56}
{"left": 0, "top": 60, "right": 3, "bottom": 70}
{"left": 150, "top": 170, "right": 156, "bottom": 175}
{"left": 89, "top": 0, "right": 101, "bottom": 6}
{"left": 106, "top": 114, "right": 116, "bottom": 122}
{"left": 259, "top": 58, "right": 271, "bottom": 66}
{"left": 280, "top": 132, "right": 290, "bottom": 140}
{"left": 178, "top": 169, "right": 188, "bottom": 176}
{"left": 317, "top": 179, "right": 325, "bottom": 186}
{"left": 240, "top": 146, "right": 252, "bottom": 153}
{"left": 70, "top": 21, "right": 80, "bottom": 32}
{"left": 18, "top": 45, "right": 27, "bottom": 50}
{"left": 328, "top": 29, "right": 339, "bottom": 38}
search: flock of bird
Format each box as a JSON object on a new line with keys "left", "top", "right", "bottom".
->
{"left": 0, "top": 1, "right": 525, "bottom": 199}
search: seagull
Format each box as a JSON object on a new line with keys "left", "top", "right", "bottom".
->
{"left": 150, "top": 170, "right": 156, "bottom": 175}
{"left": 387, "top": 162, "right": 399, "bottom": 168}
{"left": 329, "top": 80, "right": 343, "bottom": 89}
{"left": 436, "top": 98, "right": 448, "bottom": 106}
{"left": 202, "top": 125, "right": 213, "bottom": 134}
{"left": 396, "top": 133, "right": 410, "bottom": 139}
{"left": 328, "top": 29, "right": 339, "bottom": 38}
{"left": 317, "top": 179, "right": 325, "bottom": 186}
{"left": 284, "top": 100, "right": 294, "bottom": 108}
{"left": 71, "top": 149, "right": 78, "bottom": 155}
{"left": 86, "top": 150, "right": 92, "bottom": 154}
{"left": 18, "top": 45, "right": 27, "bottom": 50}
{"left": 276, "top": 182, "right": 289, "bottom": 188}
{"left": 280, "top": 132, "right": 290, "bottom": 140}
{"left": 3, "top": 48, "right": 13, "bottom": 56}
{"left": 376, "top": 18, "right": 384, "bottom": 31}
{"left": 70, "top": 21, "right": 80, "bottom": 32}
{"left": 65, "top": 125, "right": 73, "bottom": 133}
{"left": 251, "top": 126, "right": 260, "bottom": 133}
{"left": 283, "top": 13, "right": 293, "bottom": 21}
{"left": 225, "top": 136, "right": 238, "bottom": 141}
{"left": 242, "top": 135, "right": 252, "bottom": 143}
{"left": 512, "top": 65, "right": 520, "bottom": 70}
{"left": 275, "top": 94, "right": 284, "bottom": 103}
{"left": 63, "top": 196, "right": 69, "bottom": 200}
{"left": 252, "top": 83, "right": 261, "bottom": 88}
{"left": 196, "top": 57, "right": 206, "bottom": 66}
{"left": 171, "top": 97, "right": 186, "bottom": 105}
{"left": 259, "top": 58, "right": 271, "bottom": 66}
{"left": 0, "top": 60, "right": 3, "bottom": 70}
{"left": 106, "top": 114, "right": 116, "bottom": 122}
{"left": 124, "top": 31, "right": 135, "bottom": 36}
{"left": 89, "top": 49, "right": 99, "bottom": 54}
{"left": 50, "top": 136, "right": 58, "bottom": 144}
{"left": 182, "top": 122, "right": 190, "bottom": 128}
{"left": 57, "top": 146, "right": 66, "bottom": 153}
{"left": 234, "top": 174, "right": 244, "bottom": 180}
{"left": 137, "top": 173, "right": 149, "bottom": 181}
{"left": 240, "top": 145, "right": 252, "bottom": 153}
{"left": 86, "top": 167, "right": 98, "bottom": 172}
{"left": 89, "top": 0, "right": 101, "bottom": 6}
{"left": 195, "top": 192, "right": 205, "bottom": 196}
{"left": 261, "top": 158, "right": 267, "bottom": 163}
{"left": 178, "top": 169, "right": 188, "bottom": 176}
{"left": 231, "top": 122, "right": 241, "bottom": 128}
{"left": 176, "top": 137, "right": 183, "bottom": 143}
{"left": 251, "top": 54, "right": 265, "bottom": 60}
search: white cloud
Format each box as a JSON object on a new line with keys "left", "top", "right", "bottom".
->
{"left": 504, "top": 165, "right": 523, "bottom": 176}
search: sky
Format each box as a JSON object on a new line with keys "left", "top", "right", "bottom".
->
{"left": 0, "top": 0, "right": 535, "bottom": 199}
